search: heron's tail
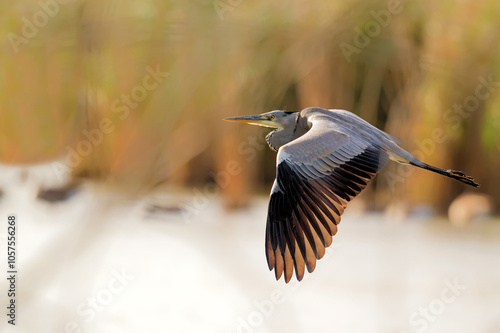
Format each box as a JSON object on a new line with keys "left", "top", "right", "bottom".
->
{"left": 410, "top": 161, "right": 479, "bottom": 187}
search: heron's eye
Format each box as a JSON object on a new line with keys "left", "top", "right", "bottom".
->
{"left": 269, "top": 115, "right": 275, "bottom": 120}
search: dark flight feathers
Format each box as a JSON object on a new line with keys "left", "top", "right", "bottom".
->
{"left": 265, "top": 145, "right": 388, "bottom": 282}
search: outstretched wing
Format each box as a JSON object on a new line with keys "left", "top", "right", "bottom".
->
{"left": 265, "top": 114, "right": 389, "bottom": 282}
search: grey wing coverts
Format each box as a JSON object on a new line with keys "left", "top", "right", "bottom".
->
{"left": 265, "top": 109, "right": 392, "bottom": 282}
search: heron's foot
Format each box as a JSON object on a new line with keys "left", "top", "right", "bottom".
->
{"left": 446, "top": 170, "right": 479, "bottom": 187}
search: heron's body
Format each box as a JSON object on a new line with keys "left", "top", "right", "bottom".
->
{"left": 224, "top": 107, "right": 478, "bottom": 283}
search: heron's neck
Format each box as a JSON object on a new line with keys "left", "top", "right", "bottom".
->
{"left": 265, "top": 129, "right": 286, "bottom": 152}
{"left": 265, "top": 114, "right": 307, "bottom": 152}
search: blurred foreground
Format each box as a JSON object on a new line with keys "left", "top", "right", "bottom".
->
{"left": 0, "top": 164, "right": 499, "bottom": 333}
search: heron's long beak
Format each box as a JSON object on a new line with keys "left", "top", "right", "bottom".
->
{"left": 223, "top": 114, "right": 267, "bottom": 124}
{"left": 223, "top": 114, "right": 278, "bottom": 128}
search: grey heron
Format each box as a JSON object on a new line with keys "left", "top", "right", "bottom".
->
{"left": 224, "top": 107, "right": 478, "bottom": 283}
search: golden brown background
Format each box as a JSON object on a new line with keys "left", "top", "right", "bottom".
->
{"left": 2, "top": 0, "right": 499, "bottom": 212}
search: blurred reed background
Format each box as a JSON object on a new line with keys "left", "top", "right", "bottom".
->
{"left": 1, "top": 0, "right": 499, "bottom": 213}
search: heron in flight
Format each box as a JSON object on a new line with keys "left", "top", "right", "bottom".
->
{"left": 224, "top": 107, "right": 478, "bottom": 283}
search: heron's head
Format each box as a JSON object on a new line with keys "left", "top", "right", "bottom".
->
{"left": 223, "top": 110, "right": 297, "bottom": 129}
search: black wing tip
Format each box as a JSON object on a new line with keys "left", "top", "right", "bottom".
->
{"left": 273, "top": 270, "right": 304, "bottom": 283}
{"left": 273, "top": 275, "right": 293, "bottom": 283}
{"left": 267, "top": 261, "right": 273, "bottom": 271}
{"left": 272, "top": 259, "right": 311, "bottom": 282}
